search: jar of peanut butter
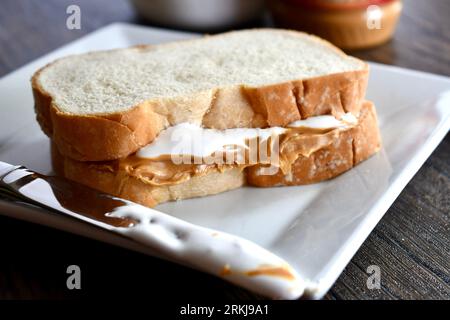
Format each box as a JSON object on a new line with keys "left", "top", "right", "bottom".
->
{"left": 268, "top": 0, "right": 403, "bottom": 50}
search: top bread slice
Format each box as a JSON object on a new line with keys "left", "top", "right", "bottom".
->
{"left": 32, "top": 29, "right": 369, "bottom": 162}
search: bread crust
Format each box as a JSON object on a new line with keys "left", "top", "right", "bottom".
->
{"left": 33, "top": 29, "right": 368, "bottom": 162}
{"left": 51, "top": 101, "right": 380, "bottom": 207}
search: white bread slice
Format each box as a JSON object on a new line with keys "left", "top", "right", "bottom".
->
{"left": 51, "top": 145, "right": 246, "bottom": 208}
{"left": 33, "top": 29, "right": 369, "bottom": 162}
{"left": 51, "top": 101, "right": 380, "bottom": 207}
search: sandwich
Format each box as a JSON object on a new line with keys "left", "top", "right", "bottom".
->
{"left": 31, "top": 29, "right": 381, "bottom": 207}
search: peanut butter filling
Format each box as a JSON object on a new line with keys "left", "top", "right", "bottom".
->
{"left": 105, "top": 125, "right": 353, "bottom": 186}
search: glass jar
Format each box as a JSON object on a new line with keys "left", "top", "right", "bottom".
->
{"left": 268, "top": 0, "right": 403, "bottom": 50}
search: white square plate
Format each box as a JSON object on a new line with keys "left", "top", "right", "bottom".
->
{"left": 0, "top": 23, "right": 449, "bottom": 299}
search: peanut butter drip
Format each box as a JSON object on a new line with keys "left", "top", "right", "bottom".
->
{"left": 109, "top": 126, "right": 351, "bottom": 186}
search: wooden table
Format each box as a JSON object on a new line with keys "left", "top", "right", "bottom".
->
{"left": 0, "top": 0, "right": 448, "bottom": 300}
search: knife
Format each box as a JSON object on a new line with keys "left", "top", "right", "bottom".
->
{"left": 0, "top": 160, "right": 304, "bottom": 299}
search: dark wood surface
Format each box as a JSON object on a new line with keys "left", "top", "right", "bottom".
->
{"left": 0, "top": 0, "right": 448, "bottom": 300}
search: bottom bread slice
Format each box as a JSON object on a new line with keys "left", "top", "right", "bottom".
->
{"left": 52, "top": 101, "right": 381, "bottom": 207}
{"left": 52, "top": 147, "right": 246, "bottom": 207}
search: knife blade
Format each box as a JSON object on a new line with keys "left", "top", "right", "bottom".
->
{"left": 0, "top": 161, "right": 136, "bottom": 228}
{"left": 0, "top": 160, "right": 304, "bottom": 299}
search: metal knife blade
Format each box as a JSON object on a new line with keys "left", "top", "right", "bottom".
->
{"left": 0, "top": 160, "right": 136, "bottom": 229}
{"left": 0, "top": 160, "right": 304, "bottom": 299}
